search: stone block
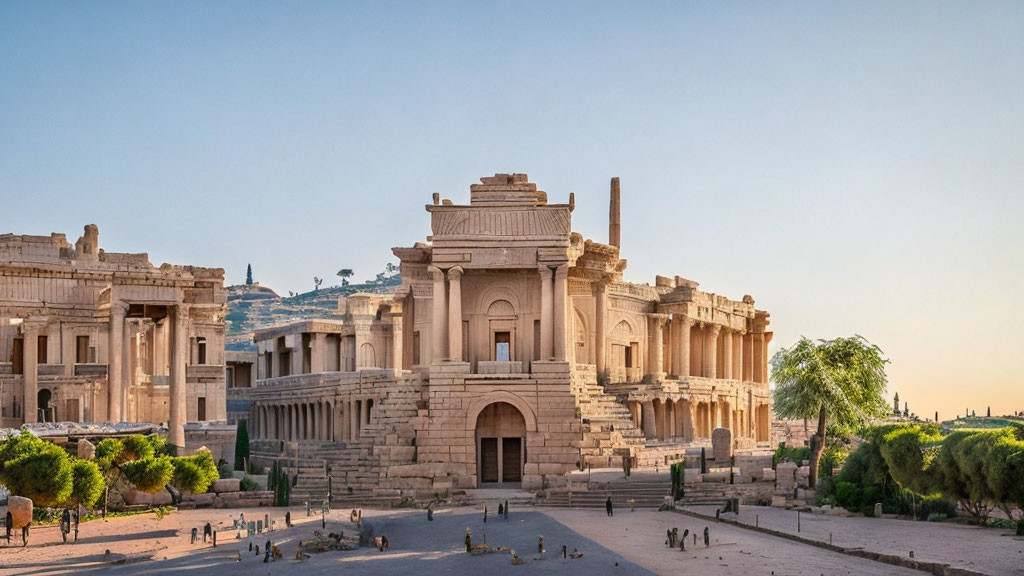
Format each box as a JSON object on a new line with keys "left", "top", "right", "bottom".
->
{"left": 77, "top": 439, "right": 96, "bottom": 459}
{"left": 711, "top": 428, "right": 732, "bottom": 462}
{"left": 7, "top": 496, "right": 32, "bottom": 528}
{"left": 683, "top": 468, "right": 701, "bottom": 484}
{"left": 761, "top": 468, "right": 776, "bottom": 482}
{"left": 212, "top": 478, "right": 241, "bottom": 493}
{"left": 770, "top": 495, "right": 787, "bottom": 508}
{"left": 775, "top": 462, "right": 797, "bottom": 492}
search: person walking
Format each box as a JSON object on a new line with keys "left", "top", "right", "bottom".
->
{"left": 504, "top": 499, "right": 509, "bottom": 520}
{"left": 203, "top": 522, "right": 212, "bottom": 543}
{"left": 72, "top": 509, "right": 80, "bottom": 543}
{"left": 605, "top": 496, "right": 613, "bottom": 517}
{"left": 5, "top": 510, "right": 12, "bottom": 544}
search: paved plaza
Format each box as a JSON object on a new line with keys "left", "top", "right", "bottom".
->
{"left": 3, "top": 502, "right": 1021, "bottom": 575}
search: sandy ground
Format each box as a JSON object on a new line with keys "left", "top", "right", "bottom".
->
{"left": 684, "top": 504, "right": 1024, "bottom": 576}
{"left": 0, "top": 505, "right": 653, "bottom": 576}
{"left": 539, "top": 507, "right": 923, "bottom": 576}
{"left": 3, "top": 502, "right": 1022, "bottom": 575}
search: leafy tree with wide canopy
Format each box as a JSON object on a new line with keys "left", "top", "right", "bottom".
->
{"left": 0, "top": 431, "right": 106, "bottom": 508}
{"left": 772, "top": 335, "right": 890, "bottom": 488}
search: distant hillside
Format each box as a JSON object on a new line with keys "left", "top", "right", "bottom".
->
{"left": 939, "top": 415, "right": 1024, "bottom": 433}
{"left": 225, "top": 271, "right": 401, "bottom": 350}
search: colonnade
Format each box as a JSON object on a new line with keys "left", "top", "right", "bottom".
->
{"left": 660, "top": 316, "right": 772, "bottom": 383}
{"left": 629, "top": 397, "right": 771, "bottom": 443}
{"left": 252, "top": 396, "right": 375, "bottom": 443}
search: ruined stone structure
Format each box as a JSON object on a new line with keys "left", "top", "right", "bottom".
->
{"left": 0, "top": 225, "right": 227, "bottom": 450}
{"left": 245, "top": 174, "right": 772, "bottom": 495}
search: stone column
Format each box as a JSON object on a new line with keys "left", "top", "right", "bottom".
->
{"left": 391, "top": 316, "right": 403, "bottom": 370}
{"left": 447, "top": 266, "right": 463, "bottom": 361}
{"left": 429, "top": 266, "right": 447, "bottom": 363}
{"left": 753, "top": 333, "right": 765, "bottom": 383}
{"left": 595, "top": 282, "right": 607, "bottom": 373}
{"left": 553, "top": 265, "right": 568, "bottom": 361}
{"left": 763, "top": 333, "right": 773, "bottom": 384}
{"left": 538, "top": 266, "right": 553, "bottom": 361}
{"left": 23, "top": 325, "right": 39, "bottom": 424}
{"left": 168, "top": 305, "right": 189, "bottom": 451}
{"left": 703, "top": 325, "right": 721, "bottom": 379}
{"left": 311, "top": 333, "right": 325, "bottom": 373}
{"left": 350, "top": 400, "right": 358, "bottom": 440}
{"left": 734, "top": 332, "right": 744, "bottom": 381}
{"left": 650, "top": 314, "right": 665, "bottom": 378}
{"left": 108, "top": 302, "right": 127, "bottom": 422}
{"left": 641, "top": 400, "right": 657, "bottom": 440}
{"left": 722, "top": 328, "right": 733, "bottom": 379}
{"left": 677, "top": 317, "right": 692, "bottom": 378}
{"left": 743, "top": 334, "right": 753, "bottom": 381}
{"left": 655, "top": 401, "right": 666, "bottom": 440}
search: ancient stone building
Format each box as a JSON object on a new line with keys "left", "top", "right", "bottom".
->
{"left": 0, "top": 225, "right": 227, "bottom": 450}
{"left": 246, "top": 174, "right": 772, "bottom": 495}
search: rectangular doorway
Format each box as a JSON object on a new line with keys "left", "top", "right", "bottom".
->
{"left": 66, "top": 399, "right": 80, "bottom": 423}
{"left": 76, "top": 336, "right": 90, "bottom": 363}
{"left": 480, "top": 437, "right": 499, "bottom": 483}
{"left": 502, "top": 437, "right": 522, "bottom": 483}
{"left": 197, "top": 397, "right": 207, "bottom": 421}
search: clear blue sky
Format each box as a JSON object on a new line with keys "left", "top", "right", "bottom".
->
{"left": 2, "top": 1, "right": 1022, "bottom": 419}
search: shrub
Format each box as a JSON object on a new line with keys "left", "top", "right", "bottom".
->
{"left": 834, "top": 482, "right": 861, "bottom": 511}
{"left": 917, "top": 495, "right": 957, "bottom": 520}
{"left": 0, "top": 432, "right": 74, "bottom": 507}
{"left": 926, "top": 513, "right": 947, "bottom": 522}
{"left": 1017, "top": 517, "right": 1024, "bottom": 536}
{"left": 70, "top": 459, "right": 105, "bottom": 509}
{"left": 773, "top": 444, "right": 811, "bottom": 469}
{"left": 121, "top": 457, "right": 174, "bottom": 493}
{"left": 240, "top": 476, "right": 260, "bottom": 492}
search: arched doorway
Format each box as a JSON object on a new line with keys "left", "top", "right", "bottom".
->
{"left": 475, "top": 402, "right": 526, "bottom": 486}
{"left": 38, "top": 388, "right": 52, "bottom": 422}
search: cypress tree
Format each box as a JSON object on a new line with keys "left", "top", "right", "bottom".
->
{"left": 234, "top": 420, "right": 250, "bottom": 471}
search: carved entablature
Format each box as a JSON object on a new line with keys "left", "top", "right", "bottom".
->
{"left": 608, "top": 295, "right": 654, "bottom": 314}
{"left": 428, "top": 206, "right": 571, "bottom": 241}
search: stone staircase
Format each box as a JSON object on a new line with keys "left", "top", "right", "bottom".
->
{"left": 542, "top": 477, "right": 670, "bottom": 509}
{"left": 573, "top": 368, "right": 648, "bottom": 468}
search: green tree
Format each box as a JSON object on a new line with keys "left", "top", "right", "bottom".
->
{"left": 772, "top": 336, "right": 890, "bottom": 489}
{"left": 234, "top": 420, "right": 250, "bottom": 472}
{"left": 121, "top": 456, "right": 175, "bottom": 494}
{"left": 0, "top": 432, "right": 74, "bottom": 507}
{"left": 336, "top": 268, "right": 353, "bottom": 286}
{"left": 69, "top": 459, "right": 105, "bottom": 509}
{"left": 170, "top": 449, "right": 219, "bottom": 495}
{"left": 246, "top": 263, "right": 253, "bottom": 285}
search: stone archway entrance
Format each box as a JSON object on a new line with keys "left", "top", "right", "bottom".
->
{"left": 475, "top": 402, "right": 526, "bottom": 486}
{"left": 37, "top": 388, "right": 52, "bottom": 422}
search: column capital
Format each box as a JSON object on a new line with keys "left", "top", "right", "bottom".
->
{"left": 709, "top": 324, "right": 722, "bottom": 336}
{"left": 537, "top": 265, "right": 553, "bottom": 279}
{"left": 447, "top": 266, "right": 464, "bottom": 280}
{"left": 553, "top": 264, "right": 569, "bottom": 279}
{"left": 110, "top": 301, "right": 130, "bottom": 316}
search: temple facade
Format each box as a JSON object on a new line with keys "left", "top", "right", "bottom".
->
{"left": 0, "top": 225, "right": 227, "bottom": 450}
{"left": 245, "top": 174, "right": 772, "bottom": 496}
